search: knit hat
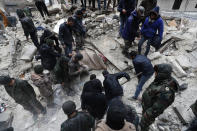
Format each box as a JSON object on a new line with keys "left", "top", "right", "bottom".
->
{"left": 74, "top": 53, "right": 83, "bottom": 61}
{"left": 0, "top": 76, "right": 12, "bottom": 85}
{"left": 62, "top": 101, "right": 76, "bottom": 115}
{"left": 34, "top": 65, "right": 44, "bottom": 74}
{"left": 102, "top": 70, "right": 109, "bottom": 77}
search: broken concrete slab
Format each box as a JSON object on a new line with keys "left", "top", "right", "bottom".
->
{"left": 95, "top": 14, "right": 105, "bottom": 21}
{"left": 167, "top": 20, "right": 178, "bottom": 27}
{"left": 149, "top": 52, "right": 162, "bottom": 61}
{"left": 48, "top": 8, "right": 61, "bottom": 16}
{"left": 53, "top": 18, "right": 64, "bottom": 34}
{"left": 20, "top": 62, "right": 32, "bottom": 73}
{"left": 166, "top": 56, "right": 187, "bottom": 78}
{"left": 175, "top": 55, "right": 192, "bottom": 70}
{"left": 0, "top": 110, "right": 14, "bottom": 130}
{"left": 20, "top": 45, "right": 37, "bottom": 62}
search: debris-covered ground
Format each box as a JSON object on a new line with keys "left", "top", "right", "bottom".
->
{"left": 0, "top": 2, "right": 197, "bottom": 131}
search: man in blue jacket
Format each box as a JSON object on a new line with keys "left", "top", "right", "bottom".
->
{"left": 138, "top": 6, "right": 164, "bottom": 56}
{"left": 73, "top": 10, "right": 86, "bottom": 50}
{"left": 118, "top": 0, "right": 136, "bottom": 37}
{"left": 129, "top": 51, "right": 154, "bottom": 100}
{"left": 59, "top": 17, "right": 75, "bottom": 57}
{"left": 122, "top": 6, "right": 145, "bottom": 56}
{"left": 102, "top": 70, "right": 130, "bottom": 104}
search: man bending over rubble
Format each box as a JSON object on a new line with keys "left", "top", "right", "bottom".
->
{"left": 138, "top": 6, "right": 164, "bottom": 56}
{"left": 0, "top": 76, "right": 46, "bottom": 117}
{"left": 102, "top": 70, "right": 130, "bottom": 105}
{"left": 140, "top": 64, "right": 180, "bottom": 131}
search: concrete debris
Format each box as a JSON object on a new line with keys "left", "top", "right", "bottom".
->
{"left": 95, "top": 14, "right": 106, "bottom": 21}
{"left": 20, "top": 62, "right": 32, "bottom": 73}
{"left": 0, "top": 110, "right": 14, "bottom": 130}
{"left": 149, "top": 52, "right": 162, "bottom": 61}
{"left": 167, "top": 20, "right": 178, "bottom": 27}
{"left": 175, "top": 55, "right": 192, "bottom": 70}
{"left": 20, "top": 45, "right": 37, "bottom": 62}
{"left": 166, "top": 56, "right": 187, "bottom": 78}
{"left": 48, "top": 8, "right": 61, "bottom": 16}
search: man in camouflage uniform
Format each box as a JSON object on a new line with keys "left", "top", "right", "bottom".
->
{"left": 191, "top": 100, "right": 197, "bottom": 117}
{"left": 31, "top": 65, "right": 54, "bottom": 107}
{"left": 140, "top": 64, "right": 179, "bottom": 131}
{"left": 0, "top": 76, "right": 46, "bottom": 116}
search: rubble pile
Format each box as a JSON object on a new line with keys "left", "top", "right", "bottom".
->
{"left": 0, "top": 3, "right": 197, "bottom": 131}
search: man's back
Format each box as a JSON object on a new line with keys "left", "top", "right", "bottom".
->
{"left": 61, "top": 112, "right": 94, "bottom": 131}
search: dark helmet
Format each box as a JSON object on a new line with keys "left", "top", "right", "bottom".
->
{"left": 0, "top": 76, "right": 12, "bottom": 85}
{"left": 62, "top": 101, "right": 76, "bottom": 116}
{"left": 34, "top": 65, "right": 44, "bottom": 74}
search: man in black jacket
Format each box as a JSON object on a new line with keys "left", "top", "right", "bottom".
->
{"left": 61, "top": 100, "right": 95, "bottom": 131}
{"left": 81, "top": 74, "right": 107, "bottom": 120}
{"left": 18, "top": 12, "right": 39, "bottom": 48}
{"left": 40, "top": 29, "right": 62, "bottom": 54}
{"left": 129, "top": 51, "right": 154, "bottom": 100}
{"left": 102, "top": 70, "right": 130, "bottom": 104}
{"left": 0, "top": 76, "right": 46, "bottom": 116}
{"left": 37, "top": 40, "right": 61, "bottom": 71}
{"left": 34, "top": 0, "right": 49, "bottom": 20}
{"left": 59, "top": 17, "right": 75, "bottom": 57}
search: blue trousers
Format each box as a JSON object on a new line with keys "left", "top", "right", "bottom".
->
{"left": 134, "top": 74, "right": 153, "bottom": 98}
{"left": 119, "top": 15, "right": 128, "bottom": 36}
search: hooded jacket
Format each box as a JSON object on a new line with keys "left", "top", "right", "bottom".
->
{"left": 38, "top": 44, "right": 60, "bottom": 70}
{"left": 96, "top": 121, "right": 136, "bottom": 131}
{"left": 132, "top": 55, "right": 154, "bottom": 77}
{"left": 140, "top": 0, "right": 157, "bottom": 16}
{"left": 141, "top": 6, "right": 164, "bottom": 40}
{"left": 103, "top": 72, "right": 130, "bottom": 101}
{"left": 59, "top": 22, "right": 74, "bottom": 46}
{"left": 142, "top": 64, "right": 179, "bottom": 113}
{"left": 118, "top": 0, "right": 136, "bottom": 17}
{"left": 82, "top": 79, "right": 103, "bottom": 95}
{"left": 61, "top": 111, "right": 95, "bottom": 131}
{"left": 40, "top": 29, "right": 59, "bottom": 47}
{"left": 122, "top": 11, "right": 141, "bottom": 41}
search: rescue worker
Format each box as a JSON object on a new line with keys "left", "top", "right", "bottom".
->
{"left": 40, "top": 29, "right": 62, "bottom": 54}
{"left": 122, "top": 6, "right": 145, "bottom": 57}
{"left": 68, "top": 53, "right": 89, "bottom": 80}
{"left": 61, "top": 100, "right": 95, "bottom": 131}
{"left": 81, "top": 74, "right": 107, "bottom": 120}
{"left": 59, "top": 17, "right": 75, "bottom": 57}
{"left": 18, "top": 12, "right": 40, "bottom": 48}
{"left": 138, "top": 6, "right": 164, "bottom": 56}
{"left": 53, "top": 56, "right": 70, "bottom": 85}
{"left": 129, "top": 51, "right": 154, "bottom": 100}
{"left": 191, "top": 100, "right": 197, "bottom": 117}
{"left": 102, "top": 70, "right": 130, "bottom": 104}
{"left": 140, "top": 0, "right": 157, "bottom": 19}
{"left": 96, "top": 100, "right": 136, "bottom": 131}
{"left": 36, "top": 39, "right": 61, "bottom": 71}
{"left": 118, "top": 0, "right": 136, "bottom": 37}
{"left": 31, "top": 65, "right": 54, "bottom": 107}
{"left": 0, "top": 76, "right": 46, "bottom": 116}
{"left": 73, "top": 10, "right": 86, "bottom": 50}
{"left": 0, "top": 9, "right": 9, "bottom": 28}
{"left": 140, "top": 64, "right": 179, "bottom": 131}
{"left": 34, "top": 0, "right": 49, "bottom": 20}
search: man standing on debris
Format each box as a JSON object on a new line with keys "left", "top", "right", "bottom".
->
{"left": 102, "top": 70, "right": 130, "bottom": 104}
{"left": 129, "top": 51, "right": 154, "bottom": 100}
{"left": 140, "top": 64, "right": 179, "bottom": 131}
{"left": 118, "top": 0, "right": 136, "bottom": 37}
{"left": 34, "top": 0, "right": 50, "bottom": 20}
{"left": 31, "top": 65, "right": 54, "bottom": 107}
{"left": 59, "top": 17, "right": 75, "bottom": 57}
{"left": 138, "top": 6, "right": 164, "bottom": 56}
{"left": 0, "top": 76, "right": 46, "bottom": 116}
{"left": 122, "top": 6, "right": 145, "bottom": 57}
{"left": 61, "top": 100, "right": 95, "bottom": 131}
{"left": 40, "top": 28, "right": 62, "bottom": 54}
{"left": 36, "top": 39, "right": 61, "bottom": 71}
{"left": 18, "top": 12, "right": 40, "bottom": 48}
{"left": 140, "top": 0, "right": 157, "bottom": 20}
{"left": 81, "top": 74, "right": 107, "bottom": 120}
{"left": 73, "top": 10, "right": 86, "bottom": 50}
